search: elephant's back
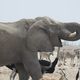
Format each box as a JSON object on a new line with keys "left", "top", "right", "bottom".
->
{"left": 0, "top": 22, "right": 27, "bottom": 38}
{"left": 0, "top": 29, "right": 23, "bottom": 51}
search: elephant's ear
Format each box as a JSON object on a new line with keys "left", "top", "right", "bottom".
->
{"left": 26, "top": 24, "right": 53, "bottom": 52}
{"left": 26, "top": 21, "right": 62, "bottom": 52}
{"left": 38, "top": 23, "right": 62, "bottom": 47}
{"left": 48, "top": 28, "right": 62, "bottom": 47}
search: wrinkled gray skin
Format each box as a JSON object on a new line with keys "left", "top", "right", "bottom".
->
{"left": 0, "top": 16, "right": 79, "bottom": 80}
{"left": 59, "top": 22, "right": 80, "bottom": 40}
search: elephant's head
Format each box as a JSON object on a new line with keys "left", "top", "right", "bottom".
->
{"left": 35, "top": 16, "right": 77, "bottom": 40}
{"left": 26, "top": 18, "right": 61, "bottom": 52}
{"left": 26, "top": 17, "right": 77, "bottom": 52}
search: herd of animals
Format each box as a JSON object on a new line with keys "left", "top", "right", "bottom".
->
{"left": 0, "top": 16, "right": 80, "bottom": 80}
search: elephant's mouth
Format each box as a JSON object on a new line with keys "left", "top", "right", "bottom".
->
{"left": 68, "top": 31, "right": 80, "bottom": 40}
{"left": 60, "top": 30, "right": 78, "bottom": 41}
{"left": 68, "top": 32, "right": 76, "bottom": 38}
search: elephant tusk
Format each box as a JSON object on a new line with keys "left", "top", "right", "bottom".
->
{"left": 68, "top": 32, "right": 76, "bottom": 38}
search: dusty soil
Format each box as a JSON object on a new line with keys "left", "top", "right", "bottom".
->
{"left": 0, "top": 61, "right": 79, "bottom": 80}
{"left": 0, "top": 66, "right": 19, "bottom": 80}
{"left": 0, "top": 50, "right": 79, "bottom": 80}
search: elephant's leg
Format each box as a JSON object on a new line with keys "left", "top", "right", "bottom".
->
{"left": 23, "top": 51, "right": 42, "bottom": 80}
{"left": 15, "top": 63, "right": 29, "bottom": 80}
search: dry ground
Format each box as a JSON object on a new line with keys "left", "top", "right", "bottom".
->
{"left": 0, "top": 48, "right": 79, "bottom": 80}
{"left": 0, "top": 60, "right": 79, "bottom": 80}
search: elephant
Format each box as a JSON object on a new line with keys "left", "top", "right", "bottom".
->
{"left": 0, "top": 16, "right": 78, "bottom": 80}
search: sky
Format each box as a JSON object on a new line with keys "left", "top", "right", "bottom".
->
{"left": 0, "top": 0, "right": 80, "bottom": 45}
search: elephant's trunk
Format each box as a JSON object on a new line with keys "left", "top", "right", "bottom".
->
{"left": 59, "top": 22, "right": 78, "bottom": 41}
{"left": 62, "top": 22, "right": 80, "bottom": 41}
